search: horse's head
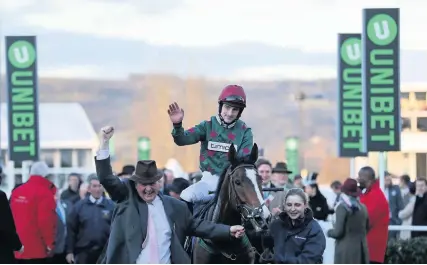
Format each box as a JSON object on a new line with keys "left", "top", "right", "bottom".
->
{"left": 218, "top": 143, "right": 271, "bottom": 231}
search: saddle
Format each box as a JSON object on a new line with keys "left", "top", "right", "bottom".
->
{"left": 194, "top": 199, "right": 217, "bottom": 221}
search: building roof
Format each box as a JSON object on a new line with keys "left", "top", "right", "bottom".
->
{"left": 1, "top": 103, "right": 98, "bottom": 149}
{"left": 401, "top": 83, "right": 427, "bottom": 92}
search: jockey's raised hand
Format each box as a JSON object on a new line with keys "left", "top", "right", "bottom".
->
{"left": 171, "top": 85, "right": 254, "bottom": 204}
{"left": 167, "top": 102, "right": 185, "bottom": 124}
{"left": 99, "top": 126, "right": 114, "bottom": 149}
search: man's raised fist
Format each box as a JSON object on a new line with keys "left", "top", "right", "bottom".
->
{"left": 100, "top": 126, "right": 114, "bottom": 141}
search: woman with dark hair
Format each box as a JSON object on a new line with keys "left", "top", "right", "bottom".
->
{"left": 264, "top": 188, "right": 326, "bottom": 264}
{"left": 304, "top": 173, "right": 330, "bottom": 221}
{"left": 327, "top": 178, "right": 369, "bottom": 264}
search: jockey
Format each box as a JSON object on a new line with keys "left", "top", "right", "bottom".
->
{"left": 168, "top": 84, "right": 254, "bottom": 204}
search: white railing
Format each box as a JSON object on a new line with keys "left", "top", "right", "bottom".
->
{"left": 320, "top": 221, "right": 427, "bottom": 264}
{"left": 388, "top": 225, "right": 427, "bottom": 231}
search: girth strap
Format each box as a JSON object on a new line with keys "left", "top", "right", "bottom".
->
{"left": 198, "top": 234, "right": 252, "bottom": 261}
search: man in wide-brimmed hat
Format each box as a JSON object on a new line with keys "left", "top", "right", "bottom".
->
{"left": 267, "top": 162, "right": 294, "bottom": 217}
{"left": 117, "top": 165, "right": 135, "bottom": 180}
{"left": 94, "top": 126, "right": 246, "bottom": 264}
{"left": 271, "top": 162, "right": 293, "bottom": 189}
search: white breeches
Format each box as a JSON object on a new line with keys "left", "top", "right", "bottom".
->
{"left": 180, "top": 171, "right": 219, "bottom": 203}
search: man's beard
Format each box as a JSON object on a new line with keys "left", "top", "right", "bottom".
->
{"left": 358, "top": 183, "right": 366, "bottom": 190}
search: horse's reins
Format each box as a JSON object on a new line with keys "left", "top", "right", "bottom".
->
{"left": 217, "top": 164, "right": 268, "bottom": 260}
{"left": 202, "top": 164, "right": 270, "bottom": 261}
{"left": 228, "top": 164, "right": 277, "bottom": 261}
{"left": 226, "top": 164, "right": 268, "bottom": 231}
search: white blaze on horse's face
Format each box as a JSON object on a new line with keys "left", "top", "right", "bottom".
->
{"left": 246, "top": 168, "right": 271, "bottom": 219}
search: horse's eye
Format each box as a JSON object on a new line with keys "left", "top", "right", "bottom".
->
{"left": 235, "top": 179, "right": 241, "bottom": 185}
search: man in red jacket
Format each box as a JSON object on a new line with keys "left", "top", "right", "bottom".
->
{"left": 358, "top": 166, "right": 389, "bottom": 264}
{"left": 10, "top": 161, "right": 57, "bottom": 263}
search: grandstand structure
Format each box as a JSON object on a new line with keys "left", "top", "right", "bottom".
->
{"left": 0, "top": 103, "right": 98, "bottom": 196}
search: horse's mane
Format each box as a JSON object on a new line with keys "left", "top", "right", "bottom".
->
{"left": 213, "top": 155, "right": 256, "bottom": 202}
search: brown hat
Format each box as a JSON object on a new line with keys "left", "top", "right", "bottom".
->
{"left": 272, "top": 162, "right": 292, "bottom": 174}
{"left": 341, "top": 178, "right": 361, "bottom": 197}
{"left": 118, "top": 165, "right": 135, "bottom": 177}
{"left": 130, "top": 160, "right": 162, "bottom": 184}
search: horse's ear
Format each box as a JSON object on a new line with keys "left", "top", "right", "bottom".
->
{"left": 249, "top": 143, "right": 258, "bottom": 163}
{"left": 228, "top": 144, "right": 237, "bottom": 164}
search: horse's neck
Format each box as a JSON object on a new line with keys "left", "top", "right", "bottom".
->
{"left": 215, "top": 180, "right": 241, "bottom": 226}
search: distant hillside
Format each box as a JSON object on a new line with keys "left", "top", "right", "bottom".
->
{"left": 0, "top": 75, "right": 337, "bottom": 171}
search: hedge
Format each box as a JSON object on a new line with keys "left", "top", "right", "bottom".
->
{"left": 385, "top": 237, "right": 427, "bottom": 264}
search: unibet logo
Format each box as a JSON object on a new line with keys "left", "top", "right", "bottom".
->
{"left": 8, "top": 40, "right": 36, "bottom": 69}
{"left": 340, "top": 37, "right": 361, "bottom": 66}
{"left": 367, "top": 14, "right": 398, "bottom": 46}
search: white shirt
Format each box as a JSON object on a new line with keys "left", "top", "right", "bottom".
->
{"left": 89, "top": 195, "right": 103, "bottom": 204}
{"left": 96, "top": 149, "right": 172, "bottom": 264}
{"left": 136, "top": 196, "right": 172, "bottom": 264}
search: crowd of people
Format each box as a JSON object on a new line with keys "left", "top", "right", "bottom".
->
{"left": 0, "top": 84, "right": 427, "bottom": 264}
{"left": 2, "top": 154, "right": 427, "bottom": 264}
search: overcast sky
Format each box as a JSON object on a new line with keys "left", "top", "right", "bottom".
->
{"left": 1, "top": 0, "right": 426, "bottom": 81}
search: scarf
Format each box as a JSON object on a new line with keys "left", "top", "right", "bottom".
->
{"left": 339, "top": 193, "right": 360, "bottom": 212}
{"left": 332, "top": 193, "right": 360, "bottom": 224}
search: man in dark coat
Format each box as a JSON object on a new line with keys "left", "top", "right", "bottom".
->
{"left": 60, "top": 173, "right": 82, "bottom": 205}
{"left": 95, "top": 126, "right": 245, "bottom": 264}
{"left": 66, "top": 175, "right": 115, "bottom": 264}
{"left": 412, "top": 177, "right": 427, "bottom": 238}
{"left": 384, "top": 173, "right": 404, "bottom": 240}
{"left": 0, "top": 171, "right": 24, "bottom": 263}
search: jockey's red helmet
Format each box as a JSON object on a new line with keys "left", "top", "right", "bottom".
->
{"left": 218, "top": 85, "right": 247, "bottom": 109}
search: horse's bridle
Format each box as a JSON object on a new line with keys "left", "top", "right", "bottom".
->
{"left": 202, "top": 163, "right": 271, "bottom": 261}
{"left": 226, "top": 164, "right": 269, "bottom": 232}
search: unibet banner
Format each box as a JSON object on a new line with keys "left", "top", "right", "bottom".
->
{"left": 362, "top": 8, "right": 401, "bottom": 152}
{"left": 285, "top": 137, "right": 299, "bottom": 177}
{"left": 5, "top": 36, "right": 40, "bottom": 163}
{"left": 137, "top": 137, "right": 151, "bottom": 160}
{"left": 337, "top": 33, "right": 367, "bottom": 157}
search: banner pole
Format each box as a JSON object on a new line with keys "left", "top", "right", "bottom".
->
{"left": 350, "top": 157, "right": 355, "bottom": 178}
{"left": 378, "top": 152, "right": 386, "bottom": 192}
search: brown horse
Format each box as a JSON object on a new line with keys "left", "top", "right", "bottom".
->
{"left": 191, "top": 143, "right": 271, "bottom": 264}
